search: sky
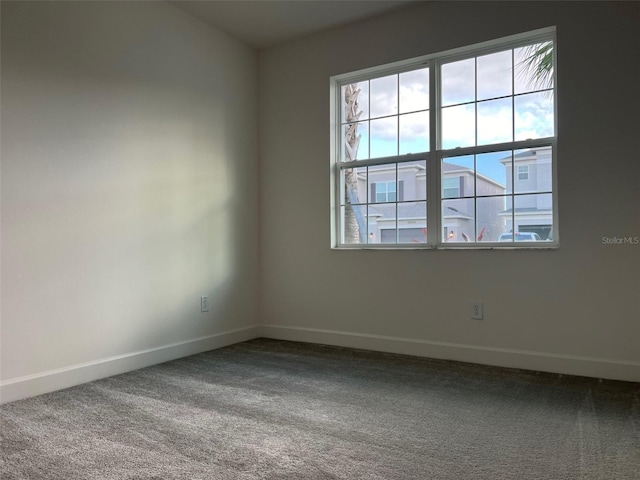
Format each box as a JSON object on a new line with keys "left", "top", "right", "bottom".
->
{"left": 341, "top": 42, "right": 554, "bottom": 185}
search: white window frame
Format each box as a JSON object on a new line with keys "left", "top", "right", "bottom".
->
{"left": 330, "top": 27, "right": 558, "bottom": 249}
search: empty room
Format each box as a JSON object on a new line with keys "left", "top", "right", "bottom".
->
{"left": 1, "top": 1, "right": 638, "bottom": 478}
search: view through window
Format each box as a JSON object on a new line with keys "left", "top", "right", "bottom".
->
{"left": 333, "top": 28, "right": 556, "bottom": 248}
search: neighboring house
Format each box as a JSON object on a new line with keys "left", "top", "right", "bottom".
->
{"left": 441, "top": 163, "right": 506, "bottom": 243}
{"left": 500, "top": 146, "right": 553, "bottom": 240}
{"left": 356, "top": 161, "right": 427, "bottom": 243}
{"left": 354, "top": 161, "right": 506, "bottom": 243}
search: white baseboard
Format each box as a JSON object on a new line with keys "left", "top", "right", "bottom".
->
{"left": 3, "top": 324, "right": 637, "bottom": 404}
{"left": 0, "top": 325, "right": 262, "bottom": 404}
{"left": 261, "top": 325, "right": 640, "bottom": 383}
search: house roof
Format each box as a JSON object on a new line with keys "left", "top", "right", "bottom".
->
{"left": 442, "top": 162, "right": 470, "bottom": 172}
{"left": 500, "top": 145, "right": 552, "bottom": 163}
{"left": 442, "top": 161, "right": 505, "bottom": 190}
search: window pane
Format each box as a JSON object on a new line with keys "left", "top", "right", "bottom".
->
{"left": 514, "top": 92, "right": 554, "bottom": 141}
{"left": 341, "top": 205, "right": 367, "bottom": 244}
{"left": 513, "top": 146, "right": 552, "bottom": 193}
{"left": 370, "top": 74, "right": 398, "bottom": 118}
{"left": 442, "top": 199, "right": 475, "bottom": 242}
{"left": 531, "top": 148, "right": 552, "bottom": 193}
{"left": 399, "top": 160, "right": 427, "bottom": 201}
{"left": 514, "top": 42, "right": 554, "bottom": 95}
{"left": 514, "top": 192, "right": 553, "bottom": 215}
{"left": 443, "top": 155, "right": 474, "bottom": 198}
{"left": 399, "top": 68, "right": 429, "bottom": 113}
{"left": 476, "top": 151, "right": 509, "bottom": 196}
{"left": 369, "top": 204, "right": 397, "bottom": 244}
{"left": 399, "top": 228, "right": 428, "bottom": 244}
{"left": 477, "top": 196, "right": 508, "bottom": 242}
{"left": 442, "top": 104, "right": 475, "bottom": 149}
{"left": 399, "top": 111, "right": 429, "bottom": 155}
{"left": 370, "top": 117, "right": 398, "bottom": 158}
{"left": 441, "top": 58, "right": 475, "bottom": 106}
{"left": 477, "top": 97, "right": 512, "bottom": 145}
{"left": 368, "top": 163, "right": 397, "bottom": 203}
{"left": 342, "top": 121, "right": 369, "bottom": 162}
{"left": 397, "top": 202, "right": 427, "bottom": 243}
{"left": 341, "top": 167, "right": 367, "bottom": 206}
{"left": 477, "top": 50, "right": 512, "bottom": 100}
{"left": 341, "top": 82, "right": 369, "bottom": 123}
{"left": 518, "top": 224, "right": 553, "bottom": 241}
{"left": 379, "top": 229, "right": 397, "bottom": 243}
{"left": 513, "top": 193, "right": 553, "bottom": 241}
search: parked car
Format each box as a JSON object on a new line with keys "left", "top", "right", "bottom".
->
{"left": 498, "top": 232, "right": 542, "bottom": 242}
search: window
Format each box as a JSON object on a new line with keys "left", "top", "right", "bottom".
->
{"left": 374, "top": 181, "right": 397, "bottom": 202}
{"left": 517, "top": 165, "right": 529, "bottom": 181}
{"left": 442, "top": 177, "right": 462, "bottom": 199}
{"left": 332, "top": 27, "right": 556, "bottom": 248}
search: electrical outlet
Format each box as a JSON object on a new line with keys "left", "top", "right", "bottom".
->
{"left": 471, "top": 302, "right": 483, "bottom": 320}
{"left": 201, "top": 296, "right": 209, "bottom": 313}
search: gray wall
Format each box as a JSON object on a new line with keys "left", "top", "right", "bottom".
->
{"left": 1, "top": 1, "right": 259, "bottom": 384}
{"left": 258, "top": 2, "right": 639, "bottom": 376}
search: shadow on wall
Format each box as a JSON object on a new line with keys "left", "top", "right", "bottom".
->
{"left": 2, "top": 81, "right": 245, "bottom": 378}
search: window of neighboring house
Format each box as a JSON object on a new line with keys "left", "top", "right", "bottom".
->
{"left": 518, "top": 165, "right": 529, "bottom": 181}
{"left": 332, "top": 27, "right": 556, "bottom": 248}
{"left": 442, "top": 177, "right": 462, "bottom": 198}
{"left": 374, "top": 181, "right": 397, "bottom": 202}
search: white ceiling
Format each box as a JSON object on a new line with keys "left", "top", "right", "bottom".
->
{"left": 171, "top": 0, "right": 420, "bottom": 49}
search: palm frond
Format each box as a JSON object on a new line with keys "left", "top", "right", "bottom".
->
{"left": 517, "top": 41, "right": 554, "bottom": 92}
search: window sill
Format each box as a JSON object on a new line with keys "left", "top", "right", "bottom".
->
{"left": 332, "top": 243, "right": 559, "bottom": 250}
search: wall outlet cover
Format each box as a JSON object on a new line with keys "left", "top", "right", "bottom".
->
{"left": 201, "top": 296, "right": 209, "bottom": 313}
{"left": 471, "top": 302, "right": 483, "bottom": 320}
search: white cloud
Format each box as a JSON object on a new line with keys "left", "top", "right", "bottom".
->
{"left": 400, "top": 68, "right": 429, "bottom": 113}
{"left": 442, "top": 104, "right": 475, "bottom": 148}
{"left": 370, "top": 116, "right": 397, "bottom": 138}
{"left": 477, "top": 50, "right": 512, "bottom": 100}
{"left": 346, "top": 46, "right": 552, "bottom": 156}
{"left": 440, "top": 92, "right": 553, "bottom": 149}
{"left": 515, "top": 93, "right": 554, "bottom": 140}
{"left": 400, "top": 111, "right": 429, "bottom": 137}
{"left": 478, "top": 101, "right": 512, "bottom": 145}
{"left": 442, "top": 58, "right": 475, "bottom": 106}
{"left": 369, "top": 75, "right": 397, "bottom": 118}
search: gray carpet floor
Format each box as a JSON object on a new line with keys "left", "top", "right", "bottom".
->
{"left": 1, "top": 338, "right": 639, "bottom": 479}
